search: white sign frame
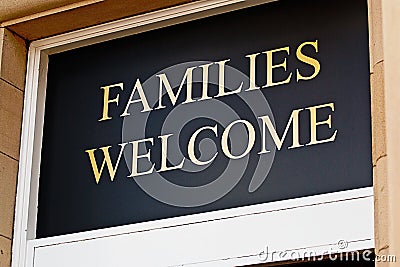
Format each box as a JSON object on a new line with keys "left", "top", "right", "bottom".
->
{"left": 12, "top": 0, "right": 374, "bottom": 266}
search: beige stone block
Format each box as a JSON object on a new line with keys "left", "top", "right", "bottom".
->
{"left": 0, "top": 79, "right": 23, "bottom": 160}
{"left": 0, "top": 147, "right": 19, "bottom": 238}
{"left": 4, "top": 0, "right": 193, "bottom": 41}
{"left": 0, "top": 0, "right": 83, "bottom": 22}
{"left": 370, "top": 61, "right": 386, "bottom": 166}
{"left": 382, "top": 1, "right": 400, "bottom": 263}
{"left": 368, "top": 0, "right": 384, "bottom": 68}
{"left": 0, "top": 28, "right": 27, "bottom": 90}
{"left": 373, "top": 156, "right": 389, "bottom": 262}
{"left": 0, "top": 236, "right": 12, "bottom": 267}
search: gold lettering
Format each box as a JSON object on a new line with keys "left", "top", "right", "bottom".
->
{"left": 188, "top": 125, "right": 218, "bottom": 165}
{"left": 98, "top": 83, "right": 123, "bottom": 121}
{"left": 263, "top": 46, "right": 293, "bottom": 87}
{"left": 129, "top": 138, "right": 155, "bottom": 177}
{"left": 307, "top": 102, "right": 337, "bottom": 146}
{"left": 158, "top": 134, "right": 185, "bottom": 172}
{"left": 121, "top": 78, "right": 152, "bottom": 117}
{"left": 155, "top": 67, "right": 196, "bottom": 109}
{"left": 215, "top": 59, "right": 243, "bottom": 97}
{"left": 258, "top": 108, "right": 303, "bottom": 153}
{"left": 296, "top": 40, "right": 321, "bottom": 81}
{"left": 198, "top": 63, "right": 214, "bottom": 101}
{"left": 221, "top": 120, "right": 255, "bottom": 159}
{"left": 85, "top": 143, "right": 128, "bottom": 184}
{"left": 245, "top": 52, "right": 261, "bottom": 91}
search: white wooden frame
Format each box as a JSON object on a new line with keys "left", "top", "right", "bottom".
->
{"left": 12, "top": 0, "right": 374, "bottom": 266}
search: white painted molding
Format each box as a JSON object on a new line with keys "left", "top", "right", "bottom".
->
{"left": 12, "top": 46, "right": 41, "bottom": 267}
{"left": 27, "top": 188, "right": 374, "bottom": 267}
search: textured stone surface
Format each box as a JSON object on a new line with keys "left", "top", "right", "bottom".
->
{"left": 374, "top": 156, "right": 389, "bottom": 267}
{"left": 0, "top": 0, "right": 83, "bottom": 22}
{"left": 0, "top": 28, "right": 27, "bottom": 90}
{"left": 0, "top": 236, "right": 12, "bottom": 267}
{"left": 371, "top": 61, "right": 386, "bottom": 166}
{"left": 0, "top": 153, "right": 18, "bottom": 238}
{"left": 382, "top": 0, "right": 400, "bottom": 265}
{"left": 4, "top": 0, "right": 194, "bottom": 41}
{"left": 368, "top": 0, "right": 384, "bottom": 69}
{"left": 0, "top": 79, "right": 23, "bottom": 160}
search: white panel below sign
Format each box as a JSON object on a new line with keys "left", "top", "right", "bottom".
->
{"left": 28, "top": 188, "right": 374, "bottom": 267}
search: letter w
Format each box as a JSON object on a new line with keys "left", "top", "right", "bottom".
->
{"left": 85, "top": 143, "right": 128, "bottom": 184}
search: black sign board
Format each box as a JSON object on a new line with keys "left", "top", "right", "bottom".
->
{"left": 37, "top": 0, "right": 372, "bottom": 238}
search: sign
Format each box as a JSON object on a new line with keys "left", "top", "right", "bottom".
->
{"left": 37, "top": 0, "right": 371, "bottom": 238}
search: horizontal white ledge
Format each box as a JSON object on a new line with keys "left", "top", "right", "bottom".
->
{"left": 28, "top": 187, "right": 374, "bottom": 267}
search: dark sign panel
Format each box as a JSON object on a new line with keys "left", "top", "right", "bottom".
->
{"left": 37, "top": 0, "right": 372, "bottom": 238}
